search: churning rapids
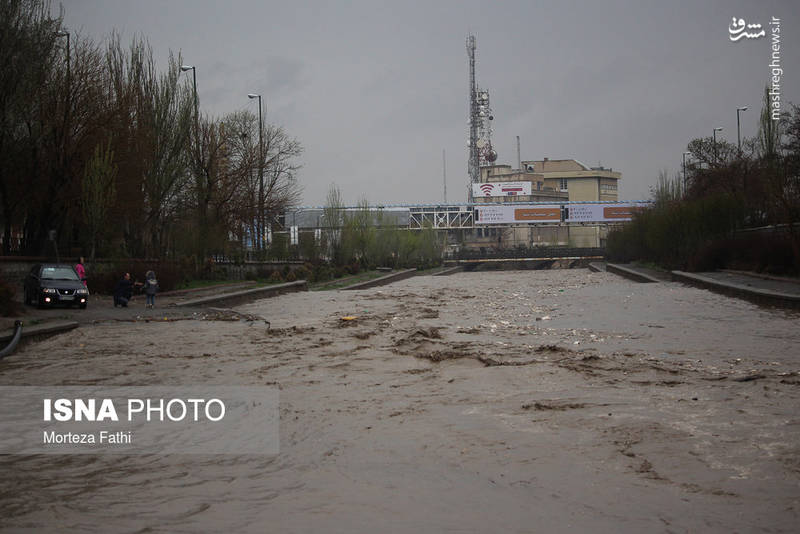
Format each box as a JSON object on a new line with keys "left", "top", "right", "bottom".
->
{"left": 1, "top": 269, "right": 799, "bottom": 533}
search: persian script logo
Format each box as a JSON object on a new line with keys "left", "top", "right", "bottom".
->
{"left": 729, "top": 17, "right": 765, "bottom": 41}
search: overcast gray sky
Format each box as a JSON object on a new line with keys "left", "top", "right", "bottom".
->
{"left": 63, "top": 0, "right": 798, "bottom": 206}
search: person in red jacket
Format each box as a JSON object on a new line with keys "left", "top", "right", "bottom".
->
{"left": 75, "top": 257, "right": 87, "bottom": 287}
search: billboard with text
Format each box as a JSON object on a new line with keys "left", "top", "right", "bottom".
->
{"left": 565, "top": 203, "right": 648, "bottom": 223}
{"left": 472, "top": 182, "right": 532, "bottom": 198}
{"left": 475, "top": 202, "right": 649, "bottom": 225}
{"left": 475, "top": 204, "right": 562, "bottom": 224}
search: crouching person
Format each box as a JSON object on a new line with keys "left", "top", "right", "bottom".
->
{"left": 113, "top": 272, "right": 134, "bottom": 307}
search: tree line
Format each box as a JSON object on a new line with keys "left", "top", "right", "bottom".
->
{"left": 0, "top": 0, "right": 302, "bottom": 260}
{"left": 607, "top": 86, "right": 800, "bottom": 274}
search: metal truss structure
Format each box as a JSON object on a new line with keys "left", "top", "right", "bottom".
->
{"left": 408, "top": 205, "right": 474, "bottom": 230}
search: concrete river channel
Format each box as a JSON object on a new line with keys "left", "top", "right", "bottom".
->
{"left": 1, "top": 269, "right": 798, "bottom": 532}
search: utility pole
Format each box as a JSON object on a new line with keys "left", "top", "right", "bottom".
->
{"left": 248, "top": 94, "right": 264, "bottom": 250}
{"left": 442, "top": 149, "right": 447, "bottom": 203}
{"left": 683, "top": 151, "right": 691, "bottom": 196}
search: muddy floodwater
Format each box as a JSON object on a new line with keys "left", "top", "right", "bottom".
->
{"left": 1, "top": 269, "right": 799, "bottom": 533}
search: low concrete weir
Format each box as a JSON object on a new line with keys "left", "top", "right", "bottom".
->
{"left": 341, "top": 269, "right": 418, "bottom": 290}
{"left": 173, "top": 280, "right": 308, "bottom": 307}
{"left": 433, "top": 266, "right": 463, "bottom": 276}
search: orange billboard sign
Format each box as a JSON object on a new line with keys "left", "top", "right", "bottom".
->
{"left": 514, "top": 208, "right": 561, "bottom": 221}
{"left": 602, "top": 205, "right": 646, "bottom": 219}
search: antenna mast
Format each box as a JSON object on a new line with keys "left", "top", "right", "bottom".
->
{"left": 467, "top": 35, "right": 478, "bottom": 203}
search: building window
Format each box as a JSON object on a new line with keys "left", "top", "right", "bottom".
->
{"left": 559, "top": 178, "right": 568, "bottom": 192}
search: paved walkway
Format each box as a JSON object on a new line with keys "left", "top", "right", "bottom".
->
{"left": 0, "top": 281, "right": 294, "bottom": 331}
{"left": 606, "top": 262, "right": 800, "bottom": 309}
{"left": 698, "top": 270, "right": 800, "bottom": 296}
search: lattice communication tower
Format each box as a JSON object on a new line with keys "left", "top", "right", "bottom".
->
{"left": 466, "top": 34, "right": 496, "bottom": 203}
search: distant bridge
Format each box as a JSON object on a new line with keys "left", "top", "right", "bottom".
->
{"left": 285, "top": 201, "right": 650, "bottom": 230}
{"left": 445, "top": 246, "right": 605, "bottom": 269}
{"left": 451, "top": 246, "right": 605, "bottom": 261}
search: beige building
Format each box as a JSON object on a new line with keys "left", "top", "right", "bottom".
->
{"left": 522, "top": 158, "right": 620, "bottom": 202}
{"left": 470, "top": 158, "right": 622, "bottom": 248}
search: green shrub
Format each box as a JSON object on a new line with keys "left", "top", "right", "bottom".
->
{"left": 293, "top": 266, "right": 310, "bottom": 280}
{"left": 607, "top": 193, "right": 747, "bottom": 271}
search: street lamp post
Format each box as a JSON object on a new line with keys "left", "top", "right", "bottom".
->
{"left": 682, "top": 151, "right": 691, "bottom": 195}
{"left": 56, "top": 30, "right": 70, "bottom": 163}
{"left": 248, "top": 93, "right": 264, "bottom": 251}
{"left": 180, "top": 65, "right": 198, "bottom": 137}
{"left": 713, "top": 127, "right": 723, "bottom": 166}
{"left": 56, "top": 30, "right": 70, "bottom": 93}
{"left": 736, "top": 106, "right": 748, "bottom": 155}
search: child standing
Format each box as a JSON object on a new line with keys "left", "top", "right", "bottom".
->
{"left": 144, "top": 270, "right": 159, "bottom": 308}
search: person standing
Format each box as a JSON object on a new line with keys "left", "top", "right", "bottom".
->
{"left": 144, "top": 270, "right": 159, "bottom": 309}
{"left": 75, "top": 257, "right": 87, "bottom": 287}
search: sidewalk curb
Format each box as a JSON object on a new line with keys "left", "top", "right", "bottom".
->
{"left": 606, "top": 263, "right": 661, "bottom": 283}
{"left": 588, "top": 262, "right": 606, "bottom": 273}
{"left": 0, "top": 320, "right": 79, "bottom": 343}
{"left": 671, "top": 271, "right": 800, "bottom": 309}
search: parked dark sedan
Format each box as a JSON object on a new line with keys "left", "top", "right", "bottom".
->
{"left": 24, "top": 263, "right": 89, "bottom": 309}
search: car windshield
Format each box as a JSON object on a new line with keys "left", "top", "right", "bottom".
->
{"left": 41, "top": 267, "right": 79, "bottom": 281}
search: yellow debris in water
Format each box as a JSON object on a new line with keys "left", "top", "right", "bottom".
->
{"left": 340, "top": 316, "right": 358, "bottom": 321}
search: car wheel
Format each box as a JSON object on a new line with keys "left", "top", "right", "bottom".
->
{"left": 36, "top": 293, "right": 45, "bottom": 309}
{"left": 79, "top": 303, "right": 87, "bottom": 309}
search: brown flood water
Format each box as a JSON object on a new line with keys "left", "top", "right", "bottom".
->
{"left": 1, "top": 269, "right": 799, "bottom": 533}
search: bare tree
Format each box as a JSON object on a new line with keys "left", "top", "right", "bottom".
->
{"left": 81, "top": 140, "right": 116, "bottom": 259}
{"left": 221, "top": 110, "right": 302, "bottom": 255}
{"left": 105, "top": 34, "right": 194, "bottom": 257}
{"left": 758, "top": 84, "right": 782, "bottom": 160}
{"left": 0, "top": 0, "right": 61, "bottom": 253}
{"left": 322, "top": 183, "right": 343, "bottom": 261}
